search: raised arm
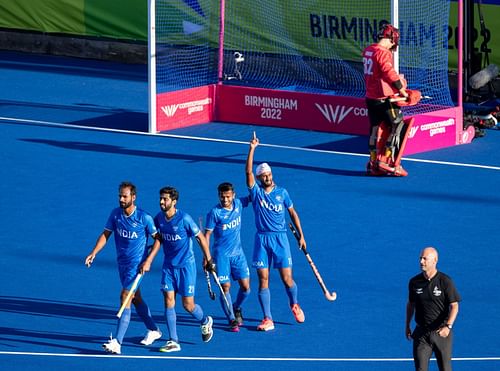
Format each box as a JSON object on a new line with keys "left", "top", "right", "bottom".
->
{"left": 246, "top": 132, "right": 259, "bottom": 188}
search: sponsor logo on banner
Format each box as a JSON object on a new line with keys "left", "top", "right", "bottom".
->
{"left": 160, "top": 98, "right": 212, "bottom": 118}
{"left": 315, "top": 104, "right": 368, "bottom": 125}
{"left": 419, "top": 118, "right": 455, "bottom": 137}
{"left": 409, "top": 126, "right": 418, "bottom": 139}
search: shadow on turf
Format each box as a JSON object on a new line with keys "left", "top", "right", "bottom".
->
{"left": 0, "top": 326, "right": 102, "bottom": 354}
{"left": 305, "top": 135, "right": 367, "bottom": 154}
{"left": 0, "top": 296, "right": 292, "bottom": 353}
{"left": 20, "top": 138, "right": 367, "bottom": 177}
{"left": 0, "top": 99, "right": 148, "bottom": 132}
{"left": 0, "top": 295, "right": 115, "bottom": 353}
{"left": 69, "top": 112, "right": 148, "bottom": 132}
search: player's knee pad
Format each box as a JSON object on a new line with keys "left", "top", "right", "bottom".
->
{"left": 387, "top": 111, "right": 405, "bottom": 151}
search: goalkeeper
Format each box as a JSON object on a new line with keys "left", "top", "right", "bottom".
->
{"left": 362, "top": 23, "right": 409, "bottom": 176}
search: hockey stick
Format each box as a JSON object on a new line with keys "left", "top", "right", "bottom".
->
{"left": 390, "top": 95, "right": 432, "bottom": 102}
{"left": 116, "top": 273, "right": 143, "bottom": 318}
{"left": 288, "top": 223, "right": 337, "bottom": 301}
{"left": 198, "top": 216, "right": 216, "bottom": 301}
{"left": 210, "top": 270, "right": 232, "bottom": 314}
{"left": 205, "top": 269, "right": 216, "bottom": 300}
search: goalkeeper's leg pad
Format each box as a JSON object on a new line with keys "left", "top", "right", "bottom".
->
{"left": 377, "top": 118, "right": 414, "bottom": 176}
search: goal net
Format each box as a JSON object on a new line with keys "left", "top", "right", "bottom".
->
{"left": 151, "top": 0, "right": 455, "bottom": 131}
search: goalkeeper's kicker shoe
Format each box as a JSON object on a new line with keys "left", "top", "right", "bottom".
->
{"left": 140, "top": 329, "right": 162, "bottom": 345}
{"left": 159, "top": 340, "right": 181, "bottom": 353}
{"left": 366, "top": 160, "right": 385, "bottom": 176}
{"left": 291, "top": 303, "right": 305, "bottom": 323}
{"left": 256, "top": 318, "right": 275, "bottom": 331}
{"left": 102, "top": 337, "right": 121, "bottom": 354}
{"left": 201, "top": 316, "right": 214, "bottom": 342}
{"left": 393, "top": 165, "right": 408, "bottom": 177}
{"left": 378, "top": 160, "right": 408, "bottom": 177}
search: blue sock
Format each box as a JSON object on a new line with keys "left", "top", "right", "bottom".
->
{"left": 190, "top": 304, "right": 206, "bottom": 323}
{"left": 285, "top": 282, "right": 298, "bottom": 306}
{"left": 115, "top": 308, "right": 131, "bottom": 344}
{"left": 220, "top": 292, "right": 234, "bottom": 320}
{"left": 165, "top": 307, "right": 178, "bottom": 342}
{"left": 258, "top": 288, "right": 272, "bottom": 320}
{"left": 233, "top": 288, "right": 250, "bottom": 310}
{"left": 135, "top": 300, "right": 157, "bottom": 331}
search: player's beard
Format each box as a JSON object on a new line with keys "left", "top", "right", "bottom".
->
{"left": 161, "top": 203, "right": 173, "bottom": 213}
{"left": 260, "top": 178, "right": 273, "bottom": 187}
{"left": 120, "top": 200, "right": 133, "bottom": 209}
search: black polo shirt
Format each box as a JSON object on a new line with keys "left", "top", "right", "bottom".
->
{"left": 408, "top": 271, "right": 461, "bottom": 330}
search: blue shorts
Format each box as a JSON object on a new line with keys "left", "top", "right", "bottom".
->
{"left": 252, "top": 232, "right": 292, "bottom": 269}
{"left": 118, "top": 263, "right": 140, "bottom": 290}
{"left": 161, "top": 260, "right": 196, "bottom": 297}
{"left": 214, "top": 250, "right": 250, "bottom": 284}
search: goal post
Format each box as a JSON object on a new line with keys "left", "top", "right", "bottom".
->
{"left": 148, "top": 0, "right": 157, "bottom": 134}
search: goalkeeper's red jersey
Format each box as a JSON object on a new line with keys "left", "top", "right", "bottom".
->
{"left": 362, "top": 43, "right": 402, "bottom": 100}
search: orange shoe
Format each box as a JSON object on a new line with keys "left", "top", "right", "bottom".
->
{"left": 291, "top": 303, "right": 305, "bottom": 323}
{"left": 377, "top": 160, "right": 393, "bottom": 173}
{"left": 256, "top": 318, "right": 275, "bottom": 331}
{"left": 378, "top": 161, "right": 408, "bottom": 177}
{"left": 393, "top": 165, "right": 408, "bottom": 177}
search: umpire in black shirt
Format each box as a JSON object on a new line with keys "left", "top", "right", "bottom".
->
{"left": 405, "top": 247, "right": 460, "bottom": 371}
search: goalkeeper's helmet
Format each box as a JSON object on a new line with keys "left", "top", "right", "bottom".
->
{"left": 378, "top": 23, "right": 400, "bottom": 49}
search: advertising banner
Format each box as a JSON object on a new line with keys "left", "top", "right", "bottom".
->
{"left": 156, "top": 85, "right": 215, "bottom": 131}
{"left": 216, "top": 85, "right": 468, "bottom": 155}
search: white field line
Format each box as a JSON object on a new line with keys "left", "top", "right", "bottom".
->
{"left": 2, "top": 116, "right": 499, "bottom": 171}
{"left": 0, "top": 351, "right": 499, "bottom": 362}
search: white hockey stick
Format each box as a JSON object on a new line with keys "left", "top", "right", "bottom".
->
{"left": 116, "top": 273, "right": 143, "bottom": 318}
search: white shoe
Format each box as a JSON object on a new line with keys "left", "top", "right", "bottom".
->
{"left": 102, "top": 337, "right": 121, "bottom": 354}
{"left": 201, "top": 316, "right": 213, "bottom": 342}
{"left": 140, "top": 329, "right": 162, "bottom": 345}
{"left": 159, "top": 340, "right": 181, "bottom": 353}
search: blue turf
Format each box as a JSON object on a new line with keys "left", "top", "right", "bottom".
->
{"left": 0, "top": 51, "right": 499, "bottom": 371}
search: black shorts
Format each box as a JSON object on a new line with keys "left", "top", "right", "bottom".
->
{"left": 365, "top": 98, "right": 402, "bottom": 130}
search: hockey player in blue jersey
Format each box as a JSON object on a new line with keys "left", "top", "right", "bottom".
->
{"left": 85, "top": 181, "right": 163, "bottom": 355}
{"left": 152, "top": 186, "right": 215, "bottom": 352}
{"left": 204, "top": 182, "right": 251, "bottom": 332}
{"left": 245, "top": 133, "right": 307, "bottom": 331}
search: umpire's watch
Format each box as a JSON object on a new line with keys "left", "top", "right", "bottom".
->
{"left": 446, "top": 323, "right": 453, "bottom": 329}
